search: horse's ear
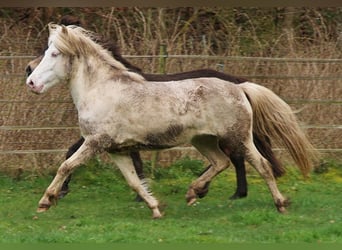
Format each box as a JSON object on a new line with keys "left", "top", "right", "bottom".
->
{"left": 48, "top": 22, "right": 56, "bottom": 33}
{"left": 61, "top": 25, "right": 68, "bottom": 35}
{"left": 48, "top": 23, "right": 62, "bottom": 36}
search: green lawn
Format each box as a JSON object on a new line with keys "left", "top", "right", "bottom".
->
{"left": 0, "top": 157, "right": 341, "bottom": 243}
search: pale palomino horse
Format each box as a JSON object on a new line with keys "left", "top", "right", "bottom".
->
{"left": 26, "top": 24, "right": 315, "bottom": 218}
{"left": 25, "top": 21, "right": 285, "bottom": 201}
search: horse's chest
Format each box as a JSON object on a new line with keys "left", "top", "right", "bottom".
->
{"left": 77, "top": 105, "right": 115, "bottom": 136}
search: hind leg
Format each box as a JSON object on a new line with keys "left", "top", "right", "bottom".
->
{"left": 219, "top": 144, "right": 248, "bottom": 200}
{"left": 229, "top": 155, "right": 248, "bottom": 199}
{"left": 244, "top": 140, "right": 289, "bottom": 213}
{"left": 195, "top": 156, "right": 248, "bottom": 200}
{"left": 186, "top": 135, "right": 230, "bottom": 205}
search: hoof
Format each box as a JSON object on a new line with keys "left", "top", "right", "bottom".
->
{"left": 38, "top": 193, "right": 58, "bottom": 212}
{"left": 197, "top": 182, "right": 210, "bottom": 199}
{"left": 37, "top": 204, "right": 50, "bottom": 213}
{"left": 187, "top": 197, "right": 197, "bottom": 206}
{"left": 152, "top": 208, "right": 162, "bottom": 219}
{"left": 277, "top": 206, "right": 287, "bottom": 213}
{"left": 152, "top": 213, "right": 162, "bottom": 219}
{"left": 185, "top": 188, "right": 197, "bottom": 205}
{"left": 229, "top": 192, "right": 247, "bottom": 200}
{"left": 276, "top": 198, "right": 291, "bottom": 213}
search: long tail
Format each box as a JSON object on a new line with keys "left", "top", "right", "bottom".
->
{"left": 240, "top": 82, "right": 317, "bottom": 177}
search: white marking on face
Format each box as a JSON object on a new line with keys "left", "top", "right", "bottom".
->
{"left": 26, "top": 43, "right": 68, "bottom": 94}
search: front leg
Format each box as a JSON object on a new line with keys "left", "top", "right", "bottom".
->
{"left": 37, "top": 139, "right": 97, "bottom": 212}
{"left": 111, "top": 153, "right": 162, "bottom": 219}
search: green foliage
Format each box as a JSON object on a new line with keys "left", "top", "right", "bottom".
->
{"left": 314, "top": 158, "right": 342, "bottom": 174}
{"left": 0, "top": 158, "right": 341, "bottom": 243}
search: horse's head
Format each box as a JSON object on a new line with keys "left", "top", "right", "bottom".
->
{"left": 26, "top": 15, "right": 83, "bottom": 78}
{"left": 26, "top": 24, "right": 71, "bottom": 94}
{"left": 26, "top": 23, "right": 143, "bottom": 94}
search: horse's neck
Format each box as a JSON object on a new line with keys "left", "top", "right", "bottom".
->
{"left": 68, "top": 56, "right": 146, "bottom": 118}
{"left": 70, "top": 76, "right": 87, "bottom": 110}
{"left": 69, "top": 57, "right": 113, "bottom": 110}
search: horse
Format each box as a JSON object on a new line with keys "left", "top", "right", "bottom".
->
{"left": 25, "top": 17, "right": 284, "bottom": 201}
{"left": 26, "top": 24, "right": 316, "bottom": 218}
{"left": 26, "top": 61, "right": 283, "bottom": 201}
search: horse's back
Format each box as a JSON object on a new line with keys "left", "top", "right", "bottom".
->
{"left": 144, "top": 77, "right": 252, "bottom": 133}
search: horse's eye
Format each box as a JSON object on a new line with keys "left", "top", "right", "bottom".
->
{"left": 51, "top": 51, "right": 59, "bottom": 57}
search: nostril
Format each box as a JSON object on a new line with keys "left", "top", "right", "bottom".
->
{"left": 28, "top": 80, "right": 34, "bottom": 86}
{"left": 25, "top": 65, "right": 33, "bottom": 76}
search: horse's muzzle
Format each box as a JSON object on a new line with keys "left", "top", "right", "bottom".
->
{"left": 26, "top": 80, "right": 43, "bottom": 94}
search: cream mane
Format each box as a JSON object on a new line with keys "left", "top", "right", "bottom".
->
{"left": 48, "top": 23, "right": 145, "bottom": 82}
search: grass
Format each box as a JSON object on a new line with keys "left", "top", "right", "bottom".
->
{"left": 0, "top": 157, "right": 341, "bottom": 243}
